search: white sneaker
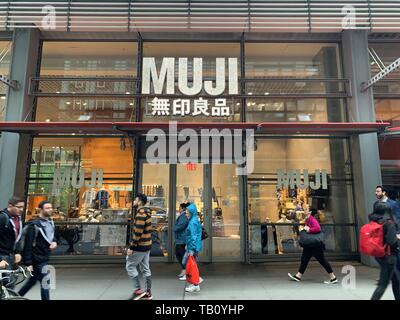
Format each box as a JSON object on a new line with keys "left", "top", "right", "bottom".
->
{"left": 178, "top": 270, "right": 186, "bottom": 277}
{"left": 185, "top": 284, "right": 200, "bottom": 293}
{"left": 323, "top": 278, "right": 338, "bottom": 284}
{"left": 179, "top": 275, "right": 186, "bottom": 281}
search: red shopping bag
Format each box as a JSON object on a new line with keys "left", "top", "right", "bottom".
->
{"left": 185, "top": 255, "right": 200, "bottom": 285}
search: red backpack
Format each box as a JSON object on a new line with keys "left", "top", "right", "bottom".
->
{"left": 359, "top": 221, "right": 390, "bottom": 257}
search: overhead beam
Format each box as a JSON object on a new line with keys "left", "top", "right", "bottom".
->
{"left": 0, "top": 75, "right": 18, "bottom": 90}
{"left": 361, "top": 57, "right": 400, "bottom": 92}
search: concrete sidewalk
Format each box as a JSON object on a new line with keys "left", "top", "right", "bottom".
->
{"left": 15, "top": 261, "right": 397, "bottom": 300}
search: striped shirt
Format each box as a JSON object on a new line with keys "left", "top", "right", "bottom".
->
{"left": 130, "top": 207, "right": 152, "bottom": 252}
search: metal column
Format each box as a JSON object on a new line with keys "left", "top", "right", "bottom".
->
{"left": 0, "top": 28, "right": 41, "bottom": 207}
{"left": 342, "top": 30, "right": 382, "bottom": 267}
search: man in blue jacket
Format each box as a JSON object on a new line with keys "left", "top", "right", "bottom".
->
{"left": 174, "top": 203, "right": 189, "bottom": 278}
{"left": 374, "top": 186, "right": 400, "bottom": 273}
{"left": 374, "top": 186, "right": 400, "bottom": 224}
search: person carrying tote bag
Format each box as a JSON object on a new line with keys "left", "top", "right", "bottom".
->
{"left": 298, "top": 228, "right": 324, "bottom": 248}
{"left": 288, "top": 207, "right": 338, "bottom": 284}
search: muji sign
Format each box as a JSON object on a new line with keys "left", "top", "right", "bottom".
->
{"left": 52, "top": 167, "right": 103, "bottom": 196}
{"left": 277, "top": 169, "right": 328, "bottom": 190}
{"left": 142, "top": 57, "right": 239, "bottom": 117}
{"left": 142, "top": 57, "right": 238, "bottom": 95}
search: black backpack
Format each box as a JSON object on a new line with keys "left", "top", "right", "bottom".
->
{"left": 0, "top": 211, "right": 11, "bottom": 229}
{"left": 17, "top": 223, "right": 41, "bottom": 251}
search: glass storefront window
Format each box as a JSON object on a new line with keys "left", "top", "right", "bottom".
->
{"left": 40, "top": 42, "right": 137, "bottom": 77}
{"left": 245, "top": 43, "right": 342, "bottom": 78}
{"left": 0, "top": 40, "right": 12, "bottom": 121}
{"left": 35, "top": 97, "right": 136, "bottom": 122}
{"left": 371, "top": 44, "right": 400, "bottom": 197}
{"left": 37, "top": 42, "right": 138, "bottom": 123}
{"left": 246, "top": 99, "right": 346, "bottom": 122}
{"left": 212, "top": 164, "right": 240, "bottom": 259}
{"left": 142, "top": 42, "right": 241, "bottom": 122}
{"left": 375, "top": 99, "right": 400, "bottom": 126}
{"left": 0, "top": 97, "right": 5, "bottom": 122}
{"left": 379, "top": 139, "right": 400, "bottom": 196}
{"left": 27, "top": 137, "right": 134, "bottom": 256}
{"left": 248, "top": 138, "right": 356, "bottom": 256}
{"left": 141, "top": 163, "right": 170, "bottom": 258}
{"left": 246, "top": 98, "right": 346, "bottom": 122}
{"left": 369, "top": 43, "right": 400, "bottom": 79}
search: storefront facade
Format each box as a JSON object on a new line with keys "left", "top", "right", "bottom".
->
{"left": 0, "top": 1, "right": 398, "bottom": 265}
{"left": 371, "top": 42, "right": 400, "bottom": 200}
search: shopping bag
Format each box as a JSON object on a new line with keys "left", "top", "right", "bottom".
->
{"left": 298, "top": 230, "right": 324, "bottom": 248}
{"left": 185, "top": 255, "right": 200, "bottom": 285}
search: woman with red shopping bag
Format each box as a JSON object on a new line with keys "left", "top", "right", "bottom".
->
{"left": 181, "top": 203, "right": 203, "bottom": 293}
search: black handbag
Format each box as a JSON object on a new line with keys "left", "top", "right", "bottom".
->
{"left": 298, "top": 230, "right": 324, "bottom": 248}
{"left": 201, "top": 227, "right": 209, "bottom": 240}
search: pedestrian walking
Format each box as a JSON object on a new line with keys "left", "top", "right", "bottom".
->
{"left": 368, "top": 202, "right": 400, "bottom": 300}
{"left": 181, "top": 203, "right": 203, "bottom": 293}
{"left": 374, "top": 186, "right": 400, "bottom": 223}
{"left": 0, "top": 196, "right": 24, "bottom": 286}
{"left": 288, "top": 207, "right": 337, "bottom": 284}
{"left": 18, "top": 201, "right": 58, "bottom": 300}
{"left": 174, "top": 203, "right": 189, "bottom": 278}
{"left": 126, "top": 193, "right": 153, "bottom": 300}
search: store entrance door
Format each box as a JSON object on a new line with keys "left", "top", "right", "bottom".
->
{"left": 141, "top": 161, "right": 241, "bottom": 262}
{"left": 176, "top": 163, "right": 241, "bottom": 262}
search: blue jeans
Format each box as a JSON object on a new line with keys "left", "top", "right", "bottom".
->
{"left": 182, "top": 251, "right": 199, "bottom": 269}
{"left": 18, "top": 262, "right": 50, "bottom": 300}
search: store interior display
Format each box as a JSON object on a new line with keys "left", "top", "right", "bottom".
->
{"left": 250, "top": 181, "right": 333, "bottom": 255}
{"left": 141, "top": 180, "right": 169, "bottom": 257}
{"left": 26, "top": 137, "right": 134, "bottom": 256}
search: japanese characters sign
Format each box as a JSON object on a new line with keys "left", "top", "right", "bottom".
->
{"left": 148, "top": 97, "right": 231, "bottom": 117}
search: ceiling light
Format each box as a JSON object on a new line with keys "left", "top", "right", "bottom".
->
{"left": 125, "top": 91, "right": 130, "bottom": 94}
{"left": 56, "top": 91, "right": 60, "bottom": 94}
{"left": 71, "top": 133, "right": 76, "bottom": 136}
{"left": 66, "top": 102, "right": 71, "bottom": 105}
{"left": 45, "top": 119, "right": 51, "bottom": 122}
{"left": 129, "top": 103, "right": 134, "bottom": 106}
{"left": 0, "top": 96, "right": 6, "bottom": 100}
{"left": 248, "top": 92, "right": 253, "bottom": 95}
{"left": 78, "top": 115, "right": 91, "bottom": 121}
{"left": 264, "top": 92, "right": 270, "bottom": 95}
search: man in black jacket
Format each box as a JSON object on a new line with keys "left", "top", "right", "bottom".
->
{"left": 18, "top": 201, "right": 57, "bottom": 300}
{"left": 0, "top": 196, "right": 24, "bottom": 273}
{"left": 369, "top": 202, "right": 400, "bottom": 300}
